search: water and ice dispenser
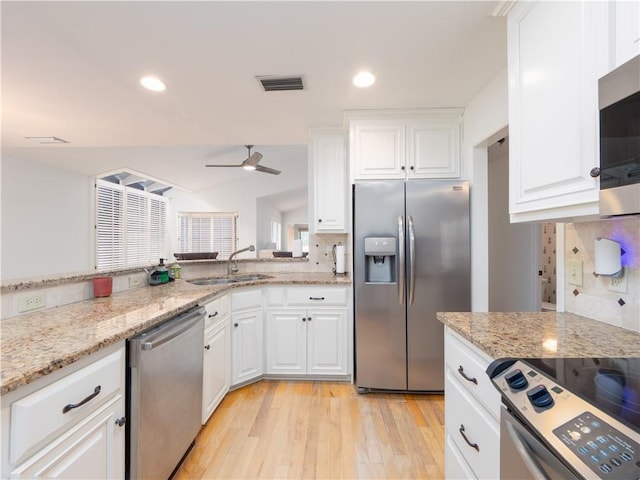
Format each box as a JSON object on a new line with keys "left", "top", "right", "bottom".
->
{"left": 364, "top": 237, "right": 396, "bottom": 283}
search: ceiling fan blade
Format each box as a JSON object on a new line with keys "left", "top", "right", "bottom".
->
{"left": 246, "top": 152, "right": 263, "bottom": 166}
{"left": 205, "top": 164, "right": 242, "bottom": 168}
{"left": 255, "top": 164, "right": 281, "bottom": 175}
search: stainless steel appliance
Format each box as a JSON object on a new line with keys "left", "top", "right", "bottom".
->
{"left": 354, "top": 180, "right": 470, "bottom": 392}
{"left": 596, "top": 54, "right": 640, "bottom": 216}
{"left": 127, "top": 306, "right": 205, "bottom": 479}
{"left": 488, "top": 358, "right": 640, "bottom": 479}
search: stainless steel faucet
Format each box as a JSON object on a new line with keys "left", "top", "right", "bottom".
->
{"left": 228, "top": 245, "right": 255, "bottom": 274}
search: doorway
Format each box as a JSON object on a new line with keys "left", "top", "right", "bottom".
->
{"left": 487, "top": 136, "right": 542, "bottom": 312}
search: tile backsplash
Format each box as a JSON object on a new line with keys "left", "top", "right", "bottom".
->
{"left": 564, "top": 217, "right": 639, "bottom": 332}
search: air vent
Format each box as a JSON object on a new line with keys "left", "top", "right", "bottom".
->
{"left": 24, "top": 136, "right": 69, "bottom": 144}
{"left": 256, "top": 75, "right": 304, "bottom": 92}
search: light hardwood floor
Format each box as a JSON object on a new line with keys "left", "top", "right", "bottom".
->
{"left": 174, "top": 381, "right": 445, "bottom": 480}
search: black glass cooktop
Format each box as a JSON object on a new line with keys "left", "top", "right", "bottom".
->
{"left": 524, "top": 358, "right": 640, "bottom": 432}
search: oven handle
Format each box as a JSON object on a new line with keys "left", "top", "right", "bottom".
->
{"left": 504, "top": 414, "right": 552, "bottom": 479}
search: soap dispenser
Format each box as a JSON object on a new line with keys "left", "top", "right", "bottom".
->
{"left": 149, "top": 258, "right": 170, "bottom": 286}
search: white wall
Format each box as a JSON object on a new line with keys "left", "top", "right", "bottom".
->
{"left": 462, "top": 68, "right": 509, "bottom": 311}
{"left": 1, "top": 155, "right": 93, "bottom": 280}
{"left": 256, "top": 201, "right": 282, "bottom": 250}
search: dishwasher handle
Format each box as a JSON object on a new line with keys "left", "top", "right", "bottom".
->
{"left": 140, "top": 307, "right": 205, "bottom": 351}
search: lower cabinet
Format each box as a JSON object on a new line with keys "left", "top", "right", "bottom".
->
{"left": 202, "top": 296, "right": 231, "bottom": 424}
{"left": 265, "top": 308, "right": 347, "bottom": 376}
{"left": 230, "top": 289, "right": 264, "bottom": 386}
{"left": 1, "top": 343, "right": 126, "bottom": 479}
{"left": 444, "top": 327, "right": 500, "bottom": 479}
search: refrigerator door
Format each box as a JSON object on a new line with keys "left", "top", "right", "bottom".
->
{"left": 406, "top": 181, "right": 470, "bottom": 391}
{"left": 354, "top": 181, "right": 407, "bottom": 390}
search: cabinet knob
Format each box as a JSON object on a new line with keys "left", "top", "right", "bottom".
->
{"left": 307, "top": 317, "right": 312, "bottom": 322}
{"left": 204, "top": 344, "right": 211, "bottom": 350}
{"left": 318, "top": 218, "right": 322, "bottom": 223}
{"left": 590, "top": 167, "right": 600, "bottom": 178}
{"left": 234, "top": 323, "right": 239, "bottom": 328}
{"left": 302, "top": 317, "right": 306, "bottom": 322}
{"left": 401, "top": 165, "right": 405, "bottom": 171}
{"left": 115, "top": 417, "right": 126, "bottom": 427}
{"left": 410, "top": 165, "right": 414, "bottom": 170}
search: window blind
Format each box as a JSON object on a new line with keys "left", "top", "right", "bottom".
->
{"left": 95, "top": 179, "right": 168, "bottom": 271}
{"left": 177, "top": 212, "right": 238, "bottom": 259}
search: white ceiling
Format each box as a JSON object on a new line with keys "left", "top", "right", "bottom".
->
{"left": 1, "top": 1, "right": 507, "bottom": 192}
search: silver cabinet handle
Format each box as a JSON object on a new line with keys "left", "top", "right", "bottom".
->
{"left": 408, "top": 215, "right": 416, "bottom": 306}
{"left": 141, "top": 307, "right": 205, "bottom": 351}
{"left": 398, "top": 216, "right": 405, "bottom": 305}
{"left": 459, "top": 424, "right": 479, "bottom": 451}
{"left": 62, "top": 385, "right": 101, "bottom": 414}
{"left": 458, "top": 366, "right": 478, "bottom": 385}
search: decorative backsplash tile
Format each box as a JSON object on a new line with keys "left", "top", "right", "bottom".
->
{"left": 564, "top": 217, "right": 639, "bottom": 332}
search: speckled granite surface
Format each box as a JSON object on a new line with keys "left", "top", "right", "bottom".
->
{"left": 1, "top": 273, "right": 350, "bottom": 395}
{"left": 438, "top": 311, "right": 640, "bottom": 359}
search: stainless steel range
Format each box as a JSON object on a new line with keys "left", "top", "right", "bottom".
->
{"left": 487, "top": 358, "right": 640, "bottom": 479}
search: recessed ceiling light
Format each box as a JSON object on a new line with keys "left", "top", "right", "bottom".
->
{"left": 353, "top": 71, "right": 375, "bottom": 88}
{"left": 140, "top": 76, "right": 166, "bottom": 92}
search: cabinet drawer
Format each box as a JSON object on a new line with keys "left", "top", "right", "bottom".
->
{"left": 204, "top": 295, "right": 230, "bottom": 328}
{"left": 445, "top": 370, "right": 499, "bottom": 480}
{"left": 231, "top": 289, "right": 262, "bottom": 312}
{"left": 286, "top": 287, "right": 347, "bottom": 306}
{"left": 445, "top": 330, "right": 500, "bottom": 420}
{"left": 10, "top": 348, "right": 124, "bottom": 464}
{"left": 264, "top": 287, "right": 286, "bottom": 307}
{"left": 445, "top": 433, "right": 477, "bottom": 480}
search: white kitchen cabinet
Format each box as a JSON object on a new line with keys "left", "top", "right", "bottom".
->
{"left": 265, "top": 286, "right": 349, "bottom": 377}
{"left": 444, "top": 328, "right": 500, "bottom": 480}
{"left": 507, "top": 1, "right": 600, "bottom": 222}
{"left": 613, "top": 1, "right": 640, "bottom": 69}
{"left": 347, "top": 110, "right": 462, "bottom": 181}
{"left": 309, "top": 130, "right": 348, "bottom": 233}
{"left": 230, "top": 290, "right": 264, "bottom": 386}
{"left": 1, "top": 343, "right": 125, "bottom": 479}
{"left": 202, "top": 295, "right": 231, "bottom": 424}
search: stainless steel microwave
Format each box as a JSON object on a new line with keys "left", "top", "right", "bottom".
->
{"left": 596, "top": 54, "right": 640, "bottom": 216}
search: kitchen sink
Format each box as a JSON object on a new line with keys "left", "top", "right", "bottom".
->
{"left": 188, "top": 274, "right": 273, "bottom": 286}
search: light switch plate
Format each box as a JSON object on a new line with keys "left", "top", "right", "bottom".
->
{"left": 567, "top": 260, "right": 583, "bottom": 286}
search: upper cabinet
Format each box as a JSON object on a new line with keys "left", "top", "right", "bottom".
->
{"left": 612, "top": 1, "right": 640, "bottom": 70}
{"left": 507, "top": 1, "right": 601, "bottom": 222}
{"left": 308, "top": 129, "right": 348, "bottom": 234}
{"left": 347, "top": 110, "right": 463, "bottom": 181}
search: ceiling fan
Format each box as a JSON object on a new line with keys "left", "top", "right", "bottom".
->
{"left": 205, "top": 145, "right": 281, "bottom": 175}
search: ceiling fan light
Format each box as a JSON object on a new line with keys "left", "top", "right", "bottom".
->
{"left": 243, "top": 165, "right": 256, "bottom": 171}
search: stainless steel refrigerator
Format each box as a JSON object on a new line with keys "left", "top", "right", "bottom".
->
{"left": 354, "top": 180, "right": 470, "bottom": 392}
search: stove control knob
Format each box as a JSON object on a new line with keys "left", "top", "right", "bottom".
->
{"left": 505, "top": 369, "right": 529, "bottom": 390}
{"left": 527, "top": 384, "right": 554, "bottom": 408}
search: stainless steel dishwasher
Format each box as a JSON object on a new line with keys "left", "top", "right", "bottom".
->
{"left": 127, "top": 306, "right": 205, "bottom": 479}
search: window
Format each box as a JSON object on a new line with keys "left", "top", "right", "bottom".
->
{"left": 95, "top": 179, "right": 168, "bottom": 271}
{"left": 178, "top": 212, "right": 238, "bottom": 259}
{"left": 270, "top": 221, "right": 282, "bottom": 251}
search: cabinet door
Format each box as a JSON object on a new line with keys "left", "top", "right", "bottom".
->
{"left": 351, "top": 121, "right": 406, "bottom": 179}
{"left": 615, "top": 0, "right": 640, "bottom": 68}
{"left": 306, "top": 309, "right": 347, "bottom": 375}
{"left": 202, "top": 319, "right": 231, "bottom": 424}
{"left": 508, "top": 1, "right": 599, "bottom": 222}
{"left": 11, "top": 396, "right": 124, "bottom": 479}
{"left": 265, "top": 310, "right": 307, "bottom": 375}
{"left": 231, "top": 310, "right": 264, "bottom": 386}
{"left": 407, "top": 119, "right": 461, "bottom": 178}
{"left": 311, "top": 133, "right": 347, "bottom": 233}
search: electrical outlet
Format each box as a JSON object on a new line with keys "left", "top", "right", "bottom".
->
{"left": 609, "top": 269, "right": 628, "bottom": 293}
{"left": 567, "top": 260, "right": 583, "bottom": 286}
{"left": 129, "top": 276, "right": 143, "bottom": 288}
{"left": 18, "top": 292, "right": 47, "bottom": 313}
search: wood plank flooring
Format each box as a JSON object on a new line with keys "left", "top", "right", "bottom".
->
{"left": 174, "top": 381, "right": 445, "bottom": 480}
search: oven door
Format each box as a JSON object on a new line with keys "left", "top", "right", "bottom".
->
{"left": 500, "top": 406, "right": 580, "bottom": 480}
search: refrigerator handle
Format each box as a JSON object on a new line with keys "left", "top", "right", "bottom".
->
{"left": 408, "top": 215, "right": 416, "bottom": 305}
{"left": 398, "top": 215, "right": 405, "bottom": 305}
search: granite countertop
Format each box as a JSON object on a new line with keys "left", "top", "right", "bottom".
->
{"left": 1, "top": 272, "right": 350, "bottom": 395}
{"left": 438, "top": 311, "right": 640, "bottom": 359}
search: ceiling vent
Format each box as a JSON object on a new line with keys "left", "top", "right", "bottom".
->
{"left": 256, "top": 75, "right": 304, "bottom": 92}
{"left": 24, "top": 136, "right": 69, "bottom": 144}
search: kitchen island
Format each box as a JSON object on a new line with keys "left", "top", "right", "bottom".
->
{"left": 1, "top": 272, "right": 350, "bottom": 395}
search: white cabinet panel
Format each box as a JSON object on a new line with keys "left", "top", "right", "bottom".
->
{"left": 408, "top": 119, "right": 461, "bottom": 178}
{"left": 351, "top": 122, "right": 406, "bottom": 180}
{"left": 265, "top": 310, "right": 307, "bottom": 374}
{"left": 306, "top": 309, "right": 347, "bottom": 375}
{"left": 202, "top": 319, "right": 230, "bottom": 424}
{"left": 615, "top": 1, "right": 640, "bottom": 68}
{"left": 508, "top": 1, "right": 599, "bottom": 222}
{"left": 231, "top": 309, "right": 264, "bottom": 386}
{"left": 445, "top": 433, "right": 477, "bottom": 480}
{"left": 310, "top": 132, "right": 348, "bottom": 233}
